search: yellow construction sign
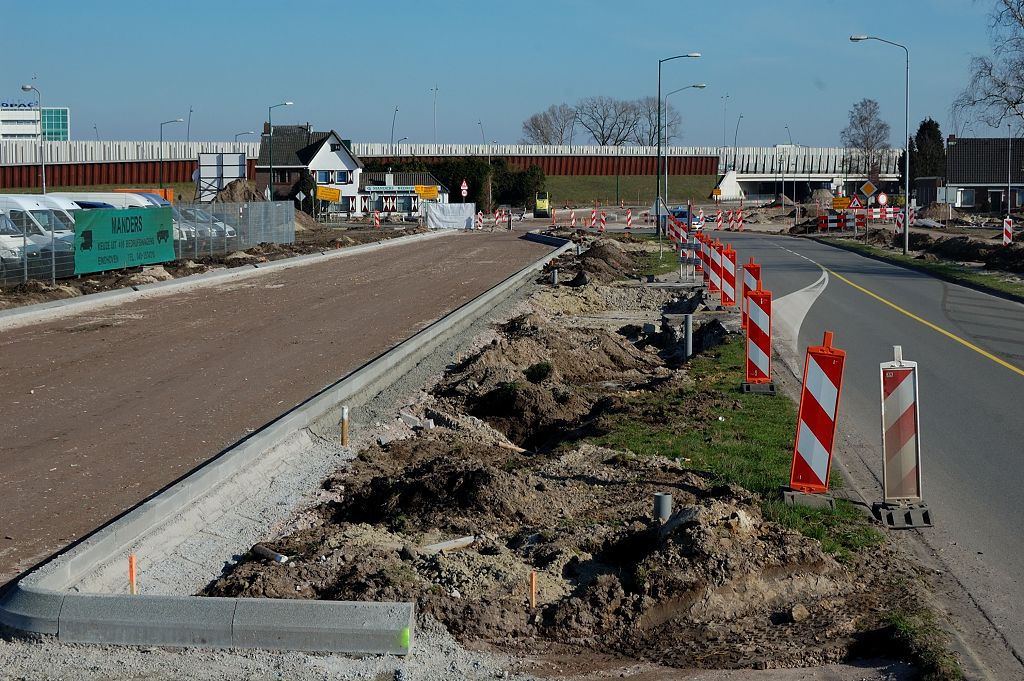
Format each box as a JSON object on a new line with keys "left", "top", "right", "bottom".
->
{"left": 316, "top": 186, "right": 342, "bottom": 202}
{"left": 832, "top": 197, "right": 852, "bottom": 210}
{"left": 712, "top": 188, "right": 722, "bottom": 196}
{"left": 415, "top": 185, "right": 439, "bottom": 200}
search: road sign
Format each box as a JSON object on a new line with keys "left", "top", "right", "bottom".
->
{"left": 414, "top": 185, "right": 438, "bottom": 200}
{"left": 296, "top": 191, "right": 306, "bottom": 202}
{"left": 848, "top": 195, "right": 864, "bottom": 209}
{"left": 860, "top": 180, "right": 877, "bottom": 197}
{"left": 316, "top": 186, "right": 341, "bottom": 202}
{"left": 712, "top": 188, "right": 722, "bottom": 197}
{"left": 832, "top": 197, "right": 851, "bottom": 210}
{"left": 74, "top": 208, "right": 176, "bottom": 275}
{"left": 460, "top": 179, "right": 468, "bottom": 191}
{"left": 877, "top": 191, "right": 888, "bottom": 206}
{"left": 460, "top": 189, "right": 468, "bottom": 198}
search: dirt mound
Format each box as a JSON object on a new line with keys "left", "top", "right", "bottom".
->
{"left": 919, "top": 203, "right": 964, "bottom": 220}
{"left": 212, "top": 179, "right": 263, "bottom": 203}
{"left": 293, "top": 209, "right": 319, "bottom": 232}
{"left": 984, "top": 242, "right": 1024, "bottom": 272}
{"left": 576, "top": 239, "right": 641, "bottom": 283}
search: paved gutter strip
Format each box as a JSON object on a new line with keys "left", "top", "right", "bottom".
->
{"left": 0, "top": 229, "right": 452, "bottom": 332}
{"left": 0, "top": 231, "right": 571, "bottom": 655}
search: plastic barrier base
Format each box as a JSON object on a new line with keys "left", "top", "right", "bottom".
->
{"left": 742, "top": 382, "right": 776, "bottom": 395}
{"left": 873, "top": 502, "right": 933, "bottom": 529}
{"left": 780, "top": 486, "right": 836, "bottom": 511}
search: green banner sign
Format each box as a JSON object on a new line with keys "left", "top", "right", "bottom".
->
{"left": 74, "top": 208, "right": 175, "bottom": 275}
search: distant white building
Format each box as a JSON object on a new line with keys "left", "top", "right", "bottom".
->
{"left": 0, "top": 98, "right": 70, "bottom": 141}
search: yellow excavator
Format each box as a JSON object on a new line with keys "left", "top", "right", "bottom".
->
{"left": 534, "top": 191, "right": 550, "bottom": 218}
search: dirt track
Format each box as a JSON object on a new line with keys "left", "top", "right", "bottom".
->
{"left": 0, "top": 229, "right": 553, "bottom": 583}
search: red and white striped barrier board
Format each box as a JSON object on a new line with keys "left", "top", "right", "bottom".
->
{"left": 694, "top": 233, "right": 705, "bottom": 276}
{"left": 551, "top": 208, "right": 557, "bottom": 227}
{"left": 880, "top": 346, "right": 922, "bottom": 503}
{"left": 476, "top": 211, "right": 483, "bottom": 230}
{"left": 894, "top": 210, "right": 904, "bottom": 235}
{"left": 570, "top": 209, "right": 577, "bottom": 228}
{"left": 626, "top": 208, "right": 633, "bottom": 229}
{"left": 727, "top": 209, "right": 735, "bottom": 230}
{"left": 590, "top": 208, "right": 597, "bottom": 229}
{"left": 374, "top": 210, "right": 380, "bottom": 228}
{"left": 868, "top": 207, "right": 898, "bottom": 220}
{"left": 736, "top": 207, "right": 744, "bottom": 231}
{"left": 716, "top": 209, "right": 723, "bottom": 230}
{"left": 721, "top": 243, "right": 738, "bottom": 307}
{"left": 494, "top": 210, "right": 501, "bottom": 228}
{"left": 855, "top": 212, "right": 866, "bottom": 233}
{"left": 818, "top": 214, "right": 848, "bottom": 232}
{"left": 789, "top": 331, "right": 846, "bottom": 494}
{"left": 909, "top": 206, "right": 916, "bottom": 226}
{"left": 599, "top": 211, "right": 607, "bottom": 233}
{"left": 744, "top": 282, "right": 772, "bottom": 385}
{"left": 1004, "top": 217, "right": 1013, "bottom": 246}
{"left": 741, "top": 257, "right": 760, "bottom": 329}
{"left": 708, "top": 239, "right": 723, "bottom": 293}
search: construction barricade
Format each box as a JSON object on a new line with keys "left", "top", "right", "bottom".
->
{"left": 1004, "top": 218, "right": 1014, "bottom": 246}
{"left": 784, "top": 331, "right": 846, "bottom": 507}
{"left": 727, "top": 209, "right": 735, "bottom": 230}
{"left": 590, "top": 207, "right": 597, "bottom": 229}
{"left": 475, "top": 211, "right": 483, "bottom": 230}
{"left": 570, "top": 209, "right": 576, "bottom": 228}
{"left": 741, "top": 257, "right": 760, "bottom": 331}
{"left": 626, "top": 208, "right": 632, "bottom": 229}
{"left": 374, "top": 210, "right": 381, "bottom": 228}
{"left": 874, "top": 346, "right": 932, "bottom": 528}
{"left": 716, "top": 209, "right": 723, "bottom": 230}
{"left": 721, "top": 243, "right": 738, "bottom": 307}
{"left": 736, "top": 206, "right": 744, "bottom": 231}
{"left": 708, "top": 239, "right": 723, "bottom": 293}
{"left": 743, "top": 281, "right": 774, "bottom": 394}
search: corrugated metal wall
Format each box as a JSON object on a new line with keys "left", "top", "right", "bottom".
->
{"left": 365, "top": 155, "right": 717, "bottom": 176}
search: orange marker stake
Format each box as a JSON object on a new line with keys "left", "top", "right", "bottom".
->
{"left": 128, "top": 554, "right": 137, "bottom": 595}
{"left": 529, "top": 570, "right": 537, "bottom": 609}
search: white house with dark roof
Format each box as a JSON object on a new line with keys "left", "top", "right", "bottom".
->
{"left": 255, "top": 124, "right": 363, "bottom": 212}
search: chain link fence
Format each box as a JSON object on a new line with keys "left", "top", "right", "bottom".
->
{"left": 0, "top": 201, "right": 294, "bottom": 287}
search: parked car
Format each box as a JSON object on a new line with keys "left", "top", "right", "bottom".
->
{"left": 0, "top": 212, "right": 44, "bottom": 284}
{"left": 176, "top": 206, "right": 236, "bottom": 238}
{"left": 670, "top": 206, "right": 705, "bottom": 232}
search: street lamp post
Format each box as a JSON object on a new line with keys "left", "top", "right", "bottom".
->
{"left": 429, "top": 85, "right": 439, "bottom": 145}
{"left": 657, "top": 52, "right": 701, "bottom": 250}
{"left": 478, "top": 121, "right": 492, "bottom": 211}
{"left": 786, "top": 125, "right": 798, "bottom": 228}
{"left": 20, "top": 84, "right": 45, "bottom": 194}
{"left": 267, "top": 101, "right": 293, "bottom": 200}
{"left": 662, "top": 84, "right": 707, "bottom": 202}
{"left": 391, "top": 106, "right": 399, "bottom": 146}
{"left": 159, "top": 117, "right": 184, "bottom": 189}
{"left": 234, "top": 130, "right": 255, "bottom": 142}
{"left": 851, "top": 34, "right": 910, "bottom": 255}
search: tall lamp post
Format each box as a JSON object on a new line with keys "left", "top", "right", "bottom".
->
{"left": 733, "top": 113, "right": 744, "bottom": 172}
{"left": 20, "top": 84, "right": 45, "bottom": 194}
{"left": 429, "top": 85, "right": 439, "bottom": 145}
{"left": 662, "top": 84, "right": 707, "bottom": 202}
{"left": 851, "top": 34, "right": 910, "bottom": 255}
{"left": 234, "top": 130, "right": 255, "bottom": 142}
{"left": 159, "top": 118, "right": 184, "bottom": 189}
{"left": 267, "top": 101, "right": 293, "bottom": 200}
{"left": 391, "top": 106, "right": 399, "bottom": 146}
{"left": 478, "top": 121, "right": 492, "bottom": 211}
{"left": 657, "top": 52, "right": 701, "bottom": 248}
{"left": 785, "top": 125, "right": 798, "bottom": 227}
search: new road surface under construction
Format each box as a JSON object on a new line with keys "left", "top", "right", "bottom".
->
{"left": 0, "top": 228, "right": 553, "bottom": 584}
{"left": 1, "top": 219, "right": 1023, "bottom": 678}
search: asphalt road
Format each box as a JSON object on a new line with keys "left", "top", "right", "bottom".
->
{"left": 0, "top": 229, "right": 553, "bottom": 584}
{"left": 718, "top": 229, "right": 1024, "bottom": 672}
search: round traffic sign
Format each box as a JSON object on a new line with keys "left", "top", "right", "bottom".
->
{"left": 460, "top": 189, "right": 468, "bottom": 197}
{"left": 877, "top": 192, "right": 888, "bottom": 206}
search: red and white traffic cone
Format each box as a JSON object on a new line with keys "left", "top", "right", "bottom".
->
{"left": 599, "top": 211, "right": 607, "bottom": 233}
{"left": 787, "top": 331, "right": 846, "bottom": 497}
{"left": 374, "top": 210, "right": 380, "bottom": 229}
{"left": 743, "top": 280, "right": 773, "bottom": 393}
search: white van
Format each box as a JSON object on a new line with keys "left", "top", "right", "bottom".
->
{"left": 0, "top": 195, "right": 72, "bottom": 245}
{"left": 34, "top": 194, "right": 82, "bottom": 226}
{"left": 49, "top": 191, "right": 154, "bottom": 209}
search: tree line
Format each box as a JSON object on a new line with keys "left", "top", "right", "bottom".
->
{"left": 522, "top": 97, "right": 682, "bottom": 146}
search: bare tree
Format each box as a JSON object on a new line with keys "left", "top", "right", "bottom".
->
{"left": 575, "top": 96, "right": 640, "bottom": 145}
{"left": 520, "top": 104, "right": 578, "bottom": 144}
{"left": 841, "top": 98, "right": 891, "bottom": 182}
{"left": 954, "top": 1, "right": 1024, "bottom": 127}
{"left": 631, "top": 97, "right": 681, "bottom": 146}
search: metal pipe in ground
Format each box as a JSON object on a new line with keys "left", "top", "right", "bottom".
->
{"left": 551, "top": 268, "right": 558, "bottom": 286}
{"left": 340, "top": 405, "right": 350, "bottom": 447}
{"left": 654, "top": 493, "right": 673, "bottom": 523}
{"left": 684, "top": 314, "right": 693, "bottom": 359}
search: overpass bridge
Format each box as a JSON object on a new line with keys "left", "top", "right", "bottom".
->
{"left": 0, "top": 141, "right": 900, "bottom": 200}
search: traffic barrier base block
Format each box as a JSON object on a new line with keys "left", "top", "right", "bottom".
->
{"left": 741, "top": 382, "right": 776, "bottom": 395}
{"left": 780, "top": 486, "right": 836, "bottom": 510}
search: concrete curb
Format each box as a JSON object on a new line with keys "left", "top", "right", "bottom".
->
{"left": 0, "top": 231, "right": 572, "bottom": 654}
{"left": 0, "top": 229, "right": 452, "bottom": 332}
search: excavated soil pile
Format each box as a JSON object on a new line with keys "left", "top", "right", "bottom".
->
{"left": 205, "top": 272, "right": 923, "bottom": 671}
{"left": 212, "top": 179, "right": 264, "bottom": 203}
{"left": 562, "top": 238, "right": 643, "bottom": 284}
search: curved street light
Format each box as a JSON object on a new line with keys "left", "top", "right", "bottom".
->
{"left": 657, "top": 52, "right": 701, "bottom": 248}
{"left": 20, "top": 84, "right": 45, "bottom": 194}
{"left": 159, "top": 117, "right": 184, "bottom": 189}
{"left": 851, "top": 34, "right": 910, "bottom": 255}
{"left": 267, "top": 101, "right": 293, "bottom": 200}
{"left": 391, "top": 106, "right": 399, "bottom": 146}
{"left": 234, "top": 130, "right": 255, "bottom": 142}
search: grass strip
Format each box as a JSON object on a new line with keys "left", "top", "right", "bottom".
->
{"left": 885, "top": 607, "right": 962, "bottom": 681}
{"left": 815, "top": 237, "right": 1024, "bottom": 302}
{"left": 592, "top": 335, "right": 882, "bottom": 561}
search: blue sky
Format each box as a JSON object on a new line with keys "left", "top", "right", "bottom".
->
{"left": 1, "top": 0, "right": 1004, "bottom": 146}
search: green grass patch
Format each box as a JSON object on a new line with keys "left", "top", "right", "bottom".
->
{"left": 885, "top": 607, "right": 962, "bottom": 680}
{"left": 592, "top": 336, "right": 882, "bottom": 560}
{"left": 820, "top": 237, "right": 1024, "bottom": 300}
{"left": 545, "top": 175, "right": 717, "bottom": 207}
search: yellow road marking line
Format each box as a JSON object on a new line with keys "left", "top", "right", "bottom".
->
{"left": 824, "top": 267, "right": 1024, "bottom": 378}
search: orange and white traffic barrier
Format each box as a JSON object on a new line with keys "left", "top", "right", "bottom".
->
{"left": 626, "top": 208, "right": 633, "bottom": 229}
{"left": 894, "top": 210, "right": 904, "bottom": 236}
{"left": 1004, "top": 217, "right": 1013, "bottom": 246}
{"left": 374, "top": 210, "right": 380, "bottom": 228}
{"left": 741, "top": 257, "right": 760, "bottom": 330}
{"left": 599, "top": 211, "right": 607, "bottom": 233}
{"left": 570, "top": 209, "right": 577, "bottom": 228}
{"left": 744, "top": 280, "right": 773, "bottom": 390}
{"left": 476, "top": 211, "right": 483, "bottom": 230}
{"left": 494, "top": 210, "right": 501, "bottom": 228}
{"left": 788, "top": 331, "right": 846, "bottom": 495}
{"left": 551, "top": 209, "right": 557, "bottom": 227}
{"left": 590, "top": 207, "right": 597, "bottom": 229}
{"left": 736, "top": 207, "right": 744, "bottom": 231}
{"left": 708, "top": 239, "right": 723, "bottom": 293}
{"left": 726, "top": 209, "right": 735, "bottom": 231}
{"left": 715, "top": 209, "right": 723, "bottom": 230}
{"left": 698, "top": 234, "right": 710, "bottom": 282}
{"left": 876, "top": 345, "right": 932, "bottom": 527}
{"left": 721, "top": 243, "right": 738, "bottom": 307}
